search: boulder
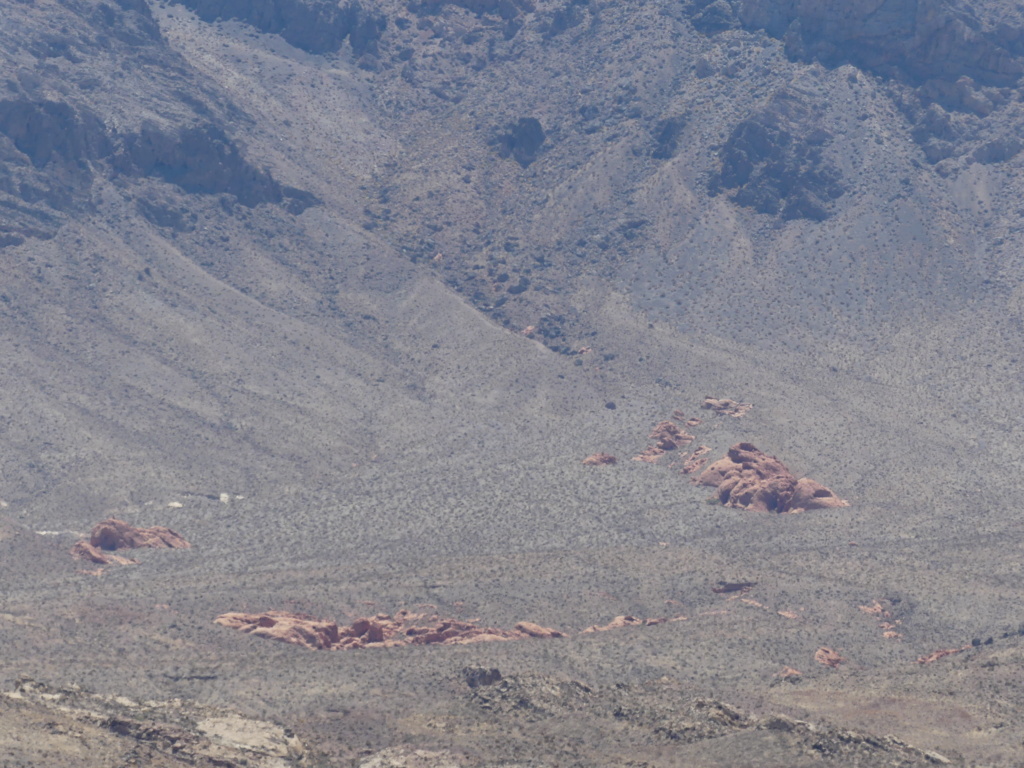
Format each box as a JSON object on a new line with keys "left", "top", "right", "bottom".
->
{"left": 697, "top": 443, "right": 848, "bottom": 513}
{"left": 514, "top": 621, "right": 565, "bottom": 639}
{"left": 69, "top": 540, "right": 138, "bottom": 566}
{"left": 633, "top": 420, "right": 694, "bottom": 462}
{"left": 701, "top": 397, "right": 753, "bottom": 417}
{"left": 814, "top": 647, "right": 846, "bottom": 668}
{"left": 215, "top": 612, "right": 343, "bottom": 650}
{"left": 89, "top": 518, "right": 191, "bottom": 551}
{"left": 916, "top": 646, "right": 970, "bottom": 664}
{"left": 582, "top": 453, "right": 617, "bottom": 466}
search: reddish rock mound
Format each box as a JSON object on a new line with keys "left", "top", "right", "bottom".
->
{"left": 581, "top": 614, "right": 686, "bottom": 633}
{"left": 633, "top": 421, "right": 694, "bottom": 462}
{"left": 215, "top": 610, "right": 565, "bottom": 650}
{"left": 697, "top": 443, "right": 848, "bottom": 513}
{"left": 702, "top": 397, "right": 752, "bottom": 417}
{"left": 582, "top": 453, "right": 617, "bottom": 466}
{"left": 917, "top": 645, "right": 970, "bottom": 664}
{"left": 815, "top": 647, "right": 846, "bottom": 668}
{"left": 70, "top": 518, "right": 191, "bottom": 566}
{"left": 69, "top": 541, "right": 138, "bottom": 566}
{"left": 88, "top": 518, "right": 191, "bottom": 551}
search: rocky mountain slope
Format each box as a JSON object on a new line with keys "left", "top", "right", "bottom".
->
{"left": 3, "top": 0, "right": 1024, "bottom": 765}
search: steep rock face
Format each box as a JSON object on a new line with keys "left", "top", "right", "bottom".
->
{"left": 121, "top": 122, "right": 317, "bottom": 210}
{"left": 88, "top": 518, "right": 191, "bottom": 551}
{"left": 173, "top": 0, "right": 387, "bottom": 55}
{"left": 697, "top": 443, "right": 848, "bottom": 512}
{"left": 0, "top": 99, "right": 318, "bottom": 247}
{"left": 0, "top": 0, "right": 319, "bottom": 249}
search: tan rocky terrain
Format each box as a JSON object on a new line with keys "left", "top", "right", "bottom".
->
{"left": 2, "top": 0, "right": 1024, "bottom": 765}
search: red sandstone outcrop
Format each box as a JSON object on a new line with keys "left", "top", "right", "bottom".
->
{"left": 917, "top": 646, "right": 970, "bottom": 664}
{"left": 215, "top": 611, "right": 344, "bottom": 650}
{"left": 581, "top": 614, "right": 686, "bottom": 633}
{"left": 702, "top": 397, "right": 752, "bottom": 417}
{"left": 815, "top": 647, "right": 846, "bottom": 668}
{"left": 70, "top": 518, "right": 191, "bottom": 566}
{"left": 859, "top": 600, "right": 903, "bottom": 640}
{"left": 697, "top": 443, "right": 848, "bottom": 513}
{"left": 514, "top": 621, "right": 566, "bottom": 639}
{"left": 582, "top": 453, "right": 617, "bottom": 466}
{"left": 215, "top": 610, "right": 565, "bottom": 651}
{"left": 69, "top": 540, "right": 138, "bottom": 566}
{"left": 633, "top": 421, "right": 694, "bottom": 462}
{"left": 680, "top": 445, "right": 712, "bottom": 475}
{"left": 89, "top": 518, "right": 191, "bottom": 551}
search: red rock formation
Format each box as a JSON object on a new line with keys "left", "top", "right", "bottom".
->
{"left": 814, "top": 647, "right": 846, "bottom": 668}
{"left": 649, "top": 421, "right": 693, "bottom": 450}
{"left": 582, "top": 616, "right": 644, "bottom": 633}
{"left": 777, "top": 666, "right": 802, "bottom": 679}
{"left": 70, "top": 518, "right": 189, "bottom": 566}
{"left": 859, "top": 600, "right": 903, "bottom": 640}
{"left": 89, "top": 518, "right": 191, "bottom": 551}
{"left": 215, "top": 610, "right": 565, "bottom": 650}
{"left": 702, "top": 397, "right": 752, "bottom": 417}
{"left": 681, "top": 445, "right": 711, "bottom": 475}
{"left": 215, "top": 612, "right": 343, "bottom": 650}
{"left": 697, "top": 443, "right": 848, "bottom": 513}
{"left": 581, "top": 614, "right": 685, "bottom": 633}
{"left": 514, "top": 621, "right": 565, "bottom": 639}
{"left": 70, "top": 540, "right": 138, "bottom": 566}
{"left": 633, "top": 421, "right": 694, "bottom": 462}
{"left": 582, "top": 453, "right": 617, "bottom": 466}
{"left": 916, "top": 646, "right": 970, "bottom": 664}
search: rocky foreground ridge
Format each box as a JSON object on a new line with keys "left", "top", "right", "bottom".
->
{"left": 2, "top": 677, "right": 306, "bottom": 768}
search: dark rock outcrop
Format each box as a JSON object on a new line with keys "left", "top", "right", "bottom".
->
{"left": 732, "top": 0, "right": 1024, "bottom": 87}
{"left": 411, "top": 0, "right": 536, "bottom": 22}
{"left": 697, "top": 443, "right": 848, "bottom": 513}
{"left": 651, "top": 116, "right": 687, "bottom": 159}
{"left": 120, "top": 122, "right": 317, "bottom": 211}
{"left": 0, "top": 96, "right": 318, "bottom": 247}
{"left": 495, "top": 117, "right": 546, "bottom": 167}
{"left": 711, "top": 89, "right": 845, "bottom": 221}
{"left": 174, "top": 0, "right": 387, "bottom": 55}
